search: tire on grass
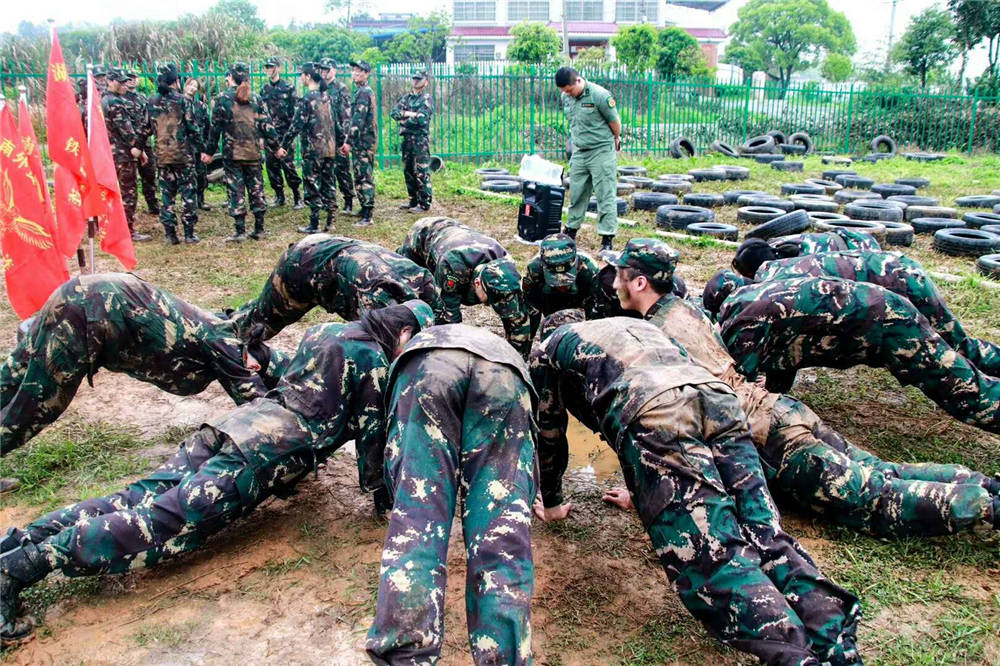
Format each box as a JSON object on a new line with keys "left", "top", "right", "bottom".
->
{"left": 789, "top": 195, "right": 839, "bottom": 213}
{"left": 896, "top": 177, "right": 930, "bottom": 189}
{"left": 687, "top": 222, "right": 739, "bottom": 241}
{"left": 977, "top": 254, "right": 1000, "bottom": 280}
{"left": 814, "top": 219, "right": 887, "bottom": 244}
{"left": 834, "top": 189, "right": 881, "bottom": 204}
{"left": 822, "top": 169, "right": 856, "bottom": 181}
{"left": 741, "top": 135, "right": 777, "bottom": 154}
{"left": 771, "top": 161, "right": 804, "bottom": 172}
{"left": 881, "top": 221, "right": 915, "bottom": 247}
{"left": 870, "top": 135, "right": 897, "bottom": 155}
{"left": 808, "top": 211, "right": 850, "bottom": 224}
{"left": 766, "top": 130, "right": 788, "bottom": 146}
{"left": 669, "top": 137, "right": 696, "bottom": 159}
{"left": 481, "top": 179, "right": 522, "bottom": 193}
{"left": 835, "top": 174, "right": 874, "bottom": 189}
{"left": 955, "top": 194, "right": 1000, "bottom": 208}
{"left": 618, "top": 165, "right": 647, "bottom": 176}
{"left": 689, "top": 167, "right": 728, "bottom": 182}
{"left": 844, "top": 200, "right": 905, "bottom": 222}
{"left": 589, "top": 196, "right": 629, "bottom": 215}
{"left": 737, "top": 206, "right": 787, "bottom": 224}
{"left": 754, "top": 154, "right": 786, "bottom": 164}
{"left": 871, "top": 183, "right": 917, "bottom": 198}
{"left": 932, "top": 228, "right": 1000, "bottom": 257}
{"left": 684, "top": 192, "right": 725, "bottom": 208}
{"left": 724, "top": 189, "right": 768, "bottom": 205}
{"left": 779, "top": 143, "right": 807, "bottom": 155}
{"left": 805, "top": 178, "right": 843, "bottom": 195}
{"left": 709, "top": 140, "right": 739, "bottom": 157}
{"left": 719, "top": 165, "right": 751, "bottom": 181}
{"left": 781, "top": 182, "right": 826, "bottom": 196}
{"left": 621, "top": 176, "right": 654, "bottom": 189}
{"left": 910, "top": 217, "right": 965, "bottom": 234}
{"left": 656, "top": 204, "right": 714, "bottom": 230}
{"left": 632, "top": 191, "right": 679, "bottom": 211}
{"left": 737, "top": 196, "right": 795, "bottom": 211}
{"left": 476, "top": 167, "right": 510, "bottom": 176}
{"left": 788, "top": 132, "right": 814, "bottom": 154}
{"left": 652, "top": 180, "right": 693, "bottom": 194}
{"left": 904, "top": 205, "right": 958, "bottom": 221}
{"left": 962, "top": 212, "right": 1000, "bottom": 228}
{"left": 887, "top": 195, "right": 939, "bottom": 208}
{"left": 745, "top": 209, "right": 811, "bottom": 240}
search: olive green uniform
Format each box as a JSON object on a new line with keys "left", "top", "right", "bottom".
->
{"left": 562, "top": 81, "right": 619, "bottom": 237}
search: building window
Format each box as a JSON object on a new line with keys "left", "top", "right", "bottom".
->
{"left": 508, "top": 0, "right": 549, "bottom": 21}
{"left": 453, "top": 0, "right": 496, "bottom": 21}
{"left": 566, "top": 0, "right": 603, "bottom": 21}
{"left": 454, "top": 44, "right": 496, "bottom": 61}
{"left": 615, "top": 0, "right": 658, "bottom": 22}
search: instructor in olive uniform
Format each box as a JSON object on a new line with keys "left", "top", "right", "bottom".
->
{"left": 555, "top": 66, "right": 621, "bottom": 251}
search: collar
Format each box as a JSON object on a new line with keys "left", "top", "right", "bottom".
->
{"left": 643, "top": 293, "right": 676, "bottom": 320}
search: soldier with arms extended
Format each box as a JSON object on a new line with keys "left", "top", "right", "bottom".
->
{"left": 183, "top": 78, "right": 212, "bottom": 211}
{"left": 341, "top": 60, "right": 377, "bottom": 227}
{"left": 398, "top": 216, "right": 531, "bottom": 356}
{"left": 283, "top": 63, "right": 343, "bottom": 234}
{"left": 0, "top": 302, "right": 434, "bottom": 647}
{"left": 202, "top": 62, "right": 286, "bottom": 242}
{"left": 260, "top": 56, "right": 303, "bottom": 209}
{"left": 389, "top": 69, "right": 434, "bottom": 213}
{"left": 148, "top": 64, "right": 202, "bottom": 245}
{"left": 531, "top": 313, "right": 862, "bottom": 666}
{"left": 124, "top": 70, "right": 161, "bottom": 217}
{"left": 318, "top": 59, "right": 354, "bottom": 215}
{"left": 605, "top": 237, "right": 1000, "bottom": 538}
{"left": 366, "top": 324, "right": 536, "bottom": 666}
{"left": 102, "top": 69, "right": 152, "bottom": 241}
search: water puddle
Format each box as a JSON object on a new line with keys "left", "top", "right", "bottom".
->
{"left": 566, "top": 417, "right": 620, "bottom": 481}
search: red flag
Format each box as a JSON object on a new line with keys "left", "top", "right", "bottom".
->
{"left": 0, "top": 105, "right": 70, "bottom": 318}
{"left": 53, "top": 164, "right": 87, "bottom": 257}
{"left": 86, "top": 74, "right": 136, "bottom": 270}
{"left": 46, "top": 28, "right": 102, "bottom": 225}
{"left": 16, "top": 96, "right": 61, "bottom": 253}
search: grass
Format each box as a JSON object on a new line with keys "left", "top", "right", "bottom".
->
{"left": 128, "top": 620, "right": 198, "bottom": 648}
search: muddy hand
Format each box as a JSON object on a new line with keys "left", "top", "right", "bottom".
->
{"left": 602, "top": 487, "right": 633, "bottom": 511}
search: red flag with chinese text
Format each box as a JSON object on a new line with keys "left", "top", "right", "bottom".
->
{"left": 0, "top": 105, "right": 70, "bottom": 318}
{"left": 52, "top": 165, "right": 87, "bottom": 257}
{"left": 86, "top": 74, "right": 136, "bottom": 270}
{"left": 17, "top": 97, "right": 60, "bottom": 252}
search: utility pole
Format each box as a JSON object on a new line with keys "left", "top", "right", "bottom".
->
{"left": 886, "top": 0, "right": 901, "bottom": 68}
{"left": 562, "top": 0, "right": 569, "bottom": 58}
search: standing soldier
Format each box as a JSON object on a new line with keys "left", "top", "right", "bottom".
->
{"left": 148, "top": 64, "right": 202, "bottom": 245}
{"left": 184, "top": 78, "right": 212, "bottom": 211}
{"left": 102, "top": 69, "right": 152, "bottom": 242}
{"left": 260, "top": 57, "right": 303, "bottom": 209}
{"left": 390, "top": 70, "right": 434, "bottom": 213}
{"left": 342, "top": 60, "right": 377, "bottom": 227}
{"left": 283, "top": 63, "right": 342, "bottom": 234}
{"left": 319, "top": 59, "right": 354, "bottom": 215}
{"left": 555, "top": 66, "right": 621, "bottom": 251}
{"left": 202, "top": 62, "right": 286, "bottom": 242}
{"left": 124, "top": 71, "right": 161, "bottom": 216}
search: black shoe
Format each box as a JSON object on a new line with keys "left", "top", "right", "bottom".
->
{"left": 342, "top": 200, "right": 355, "bottom": 215}
{"left": 408, "top": 205, "right": 429, "bottom": 214}
{"left": 131, "top": 231, "right": 152, "bottom": 242}
{"left": 562, "top": 226, "right": 577, "bottom": 240}
{"left": 224, "top": 233, "right": 247, "bottom": 243}
{"left": 354, "top": 213, "right": 373, "bottom": 228}
{"left": 199, "top": 201, "right": 211, "bottom": 211}
{"left": 165, "top": 231, "right": 180, "bottom": 245}
{"left": 601, "top": 235, "right": 614, "bottom": 251}
{"left": 1, "top": 542, "right": 51, "bottom": 647}
{"left": 323, "top": 212, "right": 335, "bottom": 232}
{"left": 270, "top": 193, "right": 286, "bottom": 208}
{"left": 399, "top": 201, "right": 417, "bottom": 210}
{"left": 248, "top": 217, "right": 266, "bottom": 240}
{"left": 292, "top": 190, "right": 304, "bottom": 210}
{"left": 0, "top": 528, "right": 28, "bottom": 555}
{"left": 147, "top": 206, "right": 160, "bottom": 216}
{"left": 184, "top": 233, "right": 200, "bottom": 244}
{"left": 297, "top": 224, "right": 319, "bottom": 234}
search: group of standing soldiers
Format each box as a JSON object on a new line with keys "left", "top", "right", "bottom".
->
{"left": 87, "top": 59, "right": 435, "bottom": 244}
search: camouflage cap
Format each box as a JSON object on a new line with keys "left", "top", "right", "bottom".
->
{"left": 301, "top": 62, "right": 319, "bottom": 76}
{"left": 124, "top": 69, "right": 138, "bottom": 81}
{"left": 538, "top": 308, "right": 585, "bottom": 342}
{"left": 107, "top": 68, "right": 130, "bottom": 83}
{"left": 229, "top": 62, "right": 250, "bottom": 76}
{"left": 614, "top": 238, "right": 679, "bottom": 283}
{"left": 411, "top": 69, "right": 428, "bottom": 80}
{"left": 92, "top": 66, "right": 107, "bottom": 77}
{"left": 317, "top": 58, "right": 335, "bottom": 71}
{"left": 264, "top": 57, "right": 280, "bottom": 68}
{"left": 539, "top": 233, "right": 578, "bottom": 288}
{"left": 349, "top": 60, "right": 372, "bottom": 73}
{"left": 401, "top": 299, "right": 435, "bottom": 331}
{"left": 476, "top": 257, "right": 521, "bottom": 297}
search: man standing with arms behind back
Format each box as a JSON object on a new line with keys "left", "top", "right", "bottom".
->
{"left": 556, "top": 66, "right": 621, "bottom": 251}
{"left": 341, "top": 60, "right": 377, "bottom": 228}
{"left": 390, "top": 69, "right": 434, "bottom": 213}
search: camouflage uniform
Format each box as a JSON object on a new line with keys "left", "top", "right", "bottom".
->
{"left": 260, "top": 72, "right": 302, "bottom": 204}
{"left": 366, "top": 325, "right": 537, "bottom": 666}
{"left": 206, "top": 68, "right": 282, "bottom": 237}
{"left": 643, "top": 292, "right": 998, "bottom": 538}
{"left": 702, "top": 268, "right": 751, "bottom": 320}
{"left": 771, "top": 229, "right": 881, "bottom": 257}
{"left": 232, "top": 234, "right": 446, "bottom": 341}
{"left": 521, "top": 233, "right": 601, "bottom": 336}
{"left": 718, "top": 276, "right": 1000, "bottom": 433}
{"left": 102, "top": 86, "right": 142, "bottom": 226}
{"left": 148, "top": 87, "right": 201, "bottom": 241}
{"left": 187, "top": 92, "right": 211, "bottom": 208}
{"left": 348, "top": 77, "right": 377, "bottom": 215}
{"left": 756, "top": 250, "right": 1000, "bottom": 376}
{"left": 398, "top": 217, "right": 531, "bottom": 356}
{"left": 389, "top": 84, "right": 433, "bottom": 209}
{"left": 328, "top": 75, "right": 354, "bottom": 208}
{"left": 0, "top": 274, "right": 268, "bottom": 455}
{"left": 531, "top": 317, "right": 861, "bottom": 665}
{"left": 124, "top": 88, "right": 160, "bottom": 215}
{"left": 283, "top": 83, "right": 344, "bottom": 229}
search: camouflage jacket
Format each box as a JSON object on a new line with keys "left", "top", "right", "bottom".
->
{"left": 260, "top": 77, "right": 298, "bottom": 132}
{"left": 349, "top": 84, "right": 377, "bottom": 150}
{"left": 530, "top": 317, "right": 725, "bottom": 515}
{"left": 522, "top": 250, "right": 601, "bottom": 334}
{"left": 755, "top": 250, "right": 915, "bottom": 286}
{"left": 123, "top": 90, "right": 152, "bottom": 147}
{"left": 389, "top": 91, "right": 433, "bottom": 137}
{"left": 207, "top": 86, "right": 282, "bottom": 163}
{"left": 284, "top": 89, "right": 344, "bottom": 159}
{"left": 101, "top": 92, "right": 141, "bottom": 159}
{"left": 147, "top": 90, "right": 202, "bottom": 164}
{"left": 188, "top": 95, "right": 211, "bottom": 154}
{"left": 328, "top": 81, "right": 351, "bottom": 140}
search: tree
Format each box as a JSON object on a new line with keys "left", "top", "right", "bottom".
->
{"left": 507, "top": 23, "right": 561, "bottom": 64}
{"left": 353, "top": 45, "right": 387, "bottom": 66}
{"left": 611, "top": 24, "right": 658, "bottom": 72}
{"left": 269, "top": 24, "right": 371, "bottom": 63}
{"left": 724, "top": 0, "right": 855, "bottom": 94}
{"left": 892, "top": 7, "right": 956, "bottom": 88}
{"left": 949, "top": 0, "right": 1000, "bottom": 81}
{"left": 382, "top": 13, "right": 450, "bottom": 64}
{"left": 325, "top": 0, "right": 373, "bottom": 28}
{"left": 574, "top": 46, "right": 608, "bottom": 70}
{"left": 655, "top": 26, "right": 709, "bottom": 79}
{"left": 821, "top": 53, "right": 852, "bottom": 82}
{"left": 205, "top": 0, "right": 266, "bottom": 31}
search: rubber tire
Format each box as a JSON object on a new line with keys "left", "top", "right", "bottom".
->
{"left": 616, "top": 182, "right": 636, "bottom": 196}
{"left": 766, "top": 130, "right": 788, "bottom": 147}
{"left": 789, "top": 195, "right": 839, "bottom": 213}
{"left": 754, "top": 154, "right": 786, "bottom": 164}
{"left": 822, "top": 169, "right": 856, "bottom": 181}
{"left": 835, "top": 174, "right": 874, "bottom": 189}
{"left": 906, "top": 152, "right": 945, "bottom": 162}
{"left": 652, "top": 180, "right": 692, "bottom": 194}
{"left": 881, "top": 221, "right": 915, "bottom": 247}
{"left": 719, "top": 165, "right": 751, "bottom": 181}
{"left": 669, "top": 137, "right": 696, "bottom": 159}
{"left": 905, "top": 205, "right": 958, "bottom": 221}
{"left": 689, "top": 168, "right": 727, "bottom": 182}
{"left": 724, "top": 190, "right": 768, "bottom": 205}
{"left": 709, "top": 140, "right": 739, "bottom": 157}
{"left": 779, "top": 143, "right": 807, "bottom": 155}
{"left": 814, "top": 220, "right": 887, "bottom": 244}
{"left": 657, "top": 173, "right": 694, "bottom": 181}
{"left": 962, "top": 212, "right": 1000, "bottom": 228}
{"left": 771, "top": 161, "right": 804, "bottom": 171}
{"left": 481, "top": 179, "right": 522, "bottom": 193}
{"left": 805, "top": 178, "right": 843, "bottom": 195}
{"left": 977, "top": 254, "right": 1000, "bottom": 279}
{"left": 737, "top": 206, "right": 787, "bottom": 224}
{"left": 476, "top": 167, "right": 509, "bottom": 176}
{"left": 910, "top": 217, "right": 966, "bottom": 234}
{"left": 632, "top": 191, "right": 679, "bottom": 211}
{"left": 738, "top": 196, "right": 795, "bottom": 211}
{"left": 621, "top": 176, "right": 654, "bottom": 189}
{"left": 687, "top": 222, "right": 739, "bottom": 241}
{"left": 933, "top": 228, "right": 1000, "bottom": 256}
{"left": 995, "top": 203, "right": 1000, "bottom": 215}
{"left": 887, "top": 195, "right": 939, "bottom": 208}
{"left": 871, "top": 183, "right": 917, "bottom": 198}
{"left": 788, "top": 132, "right": 814, "bottom": 155}
{"left": 981, "top": 225, "right": 1000, "bottom": 235}
{"left": 844, "top": 200, "right": 905, "bottom": 223}
{"left": 808, "top": 212, "right": 850, "bottom": 224}
{"left": 741, "top": 135, "right": 777, "bottom": 154}
{"left": 781, "top": 182, "right": 826, "bottom": 196}
{"left": 955, "top": 194, "right": 1000, "bottom": 208}
{"left": 821, "top": 156, "right": 852, "bottom": 165}
{"left": 684, "top": 192, "right": 725, "bottom": 208}
{"left": 656, "top": 204, "right": 714, "bottom": 230}
{"left": 896, "top": 177, "right": 930, "bottom": 189}
{"left": 745, "top": 209, "right": 811, "bottom": 240}
{"left": 834, "top": 190, "right": 881, "bottom": 204}
{"left": 618, "top": 165, "right": 647, "bottom": 176}
{"left": 589, "top": 197, "right": 629, "bottom": 215}
{"left": 870, "top": 135, "right": 898, "bottom": 156}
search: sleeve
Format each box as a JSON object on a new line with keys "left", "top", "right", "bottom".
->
{"left": 597, "top": 89, "right": 621, "bottom": 126}
{"left": 108, "top": 100, "right": 139, "bottom": 150}
{"left": 351, "top": 359, "right": 388, "bottom": 493}
{"left": 255, "top": 97, "right": 282, "bottom": 153}
{"left": 529, "top": 344, "right": 570, "bottom": 508}
{"left": 521, "top": 263, "right": 543, "bottom": 338}
{"left": 207, "top": 96, "right": 225, "bottom": 155}
{"left": 331, "top": 92, "right": 346, "bottom": 147}
{"left": 183, "top": 98, "right": 204, "bottom": 154}
{"left": 498, "top": 292, "right": 532, "bottom": 359}
{"left": 283, "top": 96, "right": 307, "bottom": 147}
{"left": 348, "top": 91, "right": 364, "bottom": 145}
{"left": 389, "top": 95, "right": 406, "bottom": 121}
{"left": 435, "top": 261, "right": 464, "bottom": 324}
{"left": 402, "top": 95, "right": 433, "bottom": 131}
{"left": 136, "top": 98, "right": 152, "bottom": 145}
{"left": 577, "top": 255, "right": 602, "bottom": 320}
{"left": 338, "top": 86, "right": 351, "bottom": 137}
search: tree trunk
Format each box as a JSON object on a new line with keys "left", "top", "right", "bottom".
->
{"left": 959, "top": 49, "right": 968, "bottom": 90}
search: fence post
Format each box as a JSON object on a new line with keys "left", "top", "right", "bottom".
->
{"left": 966, "top": 87, "right": 979, "bottom": 155}
{"left": 529, "top": 66, "right": 536, "bottom": 156}
{"left": 843, "top": 82, "right": 855, "bottom": 154}
{"left": 741, "top": 77, "right": 752, "bottom": 144}
{"left": 646, "top": 71, "right": 653, "bottom": 155}
{"left": 376, "top": 64, "right": 384, "bottom": 169}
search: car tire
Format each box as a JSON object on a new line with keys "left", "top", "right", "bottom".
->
{"left": 632, "top": 191, "right": 679, "bottom": 211}
{"left": 476, "top": 167, "right": 510, "bottom": 176}
{"left": 905, "top": 205, "right": 958, "bottom": 221}
{"left": 719, "top": 164, "right": 751, "bottom": 181}
{"left": 745, "top": 209, "right": 811, "bottom": 240}
{"left": 977, "top": 254, "right": 1000, "bottom": 279}
{"left": 481, "top": 179, "right": 522, "bottom": 193}
{"left": 741, "top": 135, "right": 777, "bottom": 154}
{"left": 808, "top": 211, "right": 851, "bottom": 224}
{"left": 620, "top": 176, "right": 654, "bottom": 189}
{"left": 962, "top": 212, "right": 1000, "bottom": 228}
{"left": 781, "top": 182, "right": 826, "bottom": 196}
{"left": 618, "top": 165, "right": 647, "bottom": 176}
{"left": 737, "top": 195, "right": 796, "bottom": 211}
{"left": 789, "top": 195, "right": 839, "bottom": 213}
{"left": 779, "top": 143, "right": 807, "bottom": 155}
{"left": 910, "top": 217, "right": 966, "bottom": 233}
{"left": 754, "top": 154, "right": 786, "bottom": 164}
{"left": 689, "top": 168, "right": 728, "bottom": 182}
{"left": 896, "top": 176, "right": 930, "bottom": 189}
{"left": 589, "top": 196, "right": 629, "bottom": 215}
{"left": 724, "top": 189, "right": 768, "bottom": 205}
{"left": 814, "top": 219, "right": 888, "bottom": 244}
{"left": 766, "top": 130, "right": 788, "bottom": 147}
{"left": 887, "top": 195, "right": 939, "bottom": 208}
{"left": 955, "top": 194, "right": 1000, "bottom": 208}
{"left": 687, "top": 222, "right": 739, "bottom": 241}
{"left": 684, "top": 192, "right": 725, "bottom": 208}
{"left": 669, "top": 137, "right": 696, "bottom": 159}
{"left": 822, "top": 169, "right": 856, "bottom": 181}
{"left": 656, "top": 204, "right": 715, "bottom": 230}
{"left": 871, "top": 183, "right": 917, "bottom": 198}
{"left": 933, "top": 228, "right": 1000, "bottom": 256}
{"left": 771, "top": 161, "right": 804, "bottom": 171}
{"left": 835, "top": 174, "right": 874, "bottom": 189}
{"left": 788, "top": 132, "right": 814, "bottom": 155}
{"left": 616, "top": 181, "right": 637, "bottom": 196}
{"left": 652, "top": 180, "right": 693, "bottom": 194}
{"left": 805, "top": 178, "right": 843, "bottom": 195}
{"left": 870, "top": 135, "right": 897, "bottom": 156}
{"left": 845, "top": 200, "right": 905, "bottom": 222}
{"left": 834, "top": 189, "right": 881, "bottom": 204}
{"left": 709, "top": 140, "right": 739, "bottom": 157}
{"left": 737, "top": 206, "right": 788, "bottom": 224}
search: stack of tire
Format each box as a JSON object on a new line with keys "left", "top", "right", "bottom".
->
{"left": 477, "top": 167, "right": 522, "bottom": 193}
{"left": 935, "top": 193, "right": 1000, "bottom": 273}
{"left": 734, "top": 130, "right": 813, "bottom": 173}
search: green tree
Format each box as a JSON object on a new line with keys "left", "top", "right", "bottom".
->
{"left": 205, "top": 0, "right": 266, "bottom": 31}
{"left": 892, "top": 7, "right": 956, "bottom": 88}
{"left": 382, "top": 13, "right": 450, "bottom": 64}
{"left": 507, "top": 23, "right": 561, "bottom": 64}
{"left": 821, "top": 53, "right": 852, "bottom": 82}
{"left": 948, "top": 0, "right": 1000, "bottom": 80}
{"left": 574, "top": 46, "right": 608, "bottom": 70}
{"left": 325, "top": 0, "right": 373, "bottom": 28}
{"left": 655, "top": 26, "right": 709, "bottom": 79}
{"left": 353, "top": 45, "right": 387, "bottom": 66}
{"left": 724, "top": 0, "right": 855, "bottom": 94}
{"left": 268, "top": 24, "right": 371, "bottom": 63}
{"left": 611, "top": 24, "right": 658, "bottom": 72}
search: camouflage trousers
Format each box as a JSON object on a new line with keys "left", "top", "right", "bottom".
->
{"left": 367, "top": 349, "right": 536, "bottom": 666}
{"left": 401, "top": 134, "right": 431, "bottom": 208}
{"left": 762, "top": 395, "right": 996, "bottom": 538}
{"left": 115, "top": 156, "right": 139, "bottom": 224}
{"left": 301, "top": 155, "right": 337, "bottom": 215}
{"left": 139, "top": 148, "right": 159, "bottom": 211}
{"left": 194, "top": 159, "right": 208, "bottom": 205}
{"left": 334, "top": 151, "right": 353, "bottom": 203}
{"left": 224, "top": 160, "right": 267, "bottom": 218}
{"left": 621, "top": 385, "right": 861, "bottom": 666}
{"left": 264, "top": 144, "right": 302, "bottom": 197}
{"left": 29, "top": 401, "right": 315, "bottom": 576}
{"left": 352, "top": 146, "right": 375, "bottom": 209}
{"left": 157, "top": 162, "right": 199, "bottom": 235}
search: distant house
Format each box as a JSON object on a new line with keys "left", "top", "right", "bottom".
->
{"left": 351, "top": 13, "right": 417, "bottom": 45}
{"left": 446, "top": 0, "right": 729, "bottom": 66}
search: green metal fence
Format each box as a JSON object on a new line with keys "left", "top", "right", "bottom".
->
{"left": 3, "top": 61, "right": 999, "bottom": 166}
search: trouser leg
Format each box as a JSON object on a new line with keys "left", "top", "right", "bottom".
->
{"left": 334, "top": 152, "right": 353, "bottom": 202}
{"left": 320, "top": 157, "right": 337, "bottom": 214}
{"left": 116, "top": 157, "right": 139, "bottom": 225}
{"left": 353, "top": 148, "right": 375, "bottom": 210}
{"left": 565, "top": 152, "right": 593, "bottom": 231}
{"left": 264, "top": 151, "right": 285, "bottom": 197}
{"left": 139, "top": 152, "right": 159, "bottom": 210}
{"left": 301, "top": 156, "right": 320, "bottom": 216}
{"left": 225, "top": 162, "right": 247, "bottom": 218}
{"left": 412, "top": 135, "right": 432, "bottom": 208}
{"left": 246, "top": 163, "right": 267, "bottom": 218}
{"left": 401, "top": 139, "right": 417, "bottom": 204}
{"left": 158, "top": 165, "right": 179, "bottom": 235}
{"left": 590, "top": 147, "right": 618, "bottom": 236}
{"left": 177, "top": 163, "right": 199, "bottom": 233}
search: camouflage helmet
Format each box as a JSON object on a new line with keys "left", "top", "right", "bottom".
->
{"left": 228, "top": 62, "right": 250, "bottom": 81}
{"left": 614, "top": 238, "right": 679, "bottom": 284}
{"left": 538, "top": 308, "right": 585, "bottom": 342}
{"left": 539, "top": 233, "right": 578, "bottom": 288}
{"left": 92, "top": 65, "right": 107, "bottom": 78}
{"left": 401, "top": 299, "right": 435, "bottom": 331}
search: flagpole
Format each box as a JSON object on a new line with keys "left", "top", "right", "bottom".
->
{"left": 85, "top": 64, "right": 96, "bottom": 274}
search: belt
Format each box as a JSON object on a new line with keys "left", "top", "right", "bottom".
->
{"left": 574, "top": 143, "right": 612, "bottom": 153}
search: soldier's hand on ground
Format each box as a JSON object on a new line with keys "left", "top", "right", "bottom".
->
{"left": 602, "top": 487, "right": 633, "bottom": 511}
{"left": 275, "top": 148, "right": 287, "bottom": 159}
{"left": 533, "top": 495, "right": 572, "bottom": 522}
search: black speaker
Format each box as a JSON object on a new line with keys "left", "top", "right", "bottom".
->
{"left": 518, "top": 182, "right": 565, "bottom": 242}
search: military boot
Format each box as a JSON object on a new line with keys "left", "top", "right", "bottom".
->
{"left": 398, "top": 199, "right": 417, "bottom": 211}
{"left": 1, "top": 542, "right": 51, "bottom": 647}
{"left": 0, "top": 528, "right": 29, "bottom": 555}
{"left": 297, "top": 212, "right": 320, "bottom": 234}
{"left": 128, "top": 221, "right": 152, "bottom": 243}
{"left": 269, "top": 190, "right": 286, "bottom": 208}
{"left": 354, "top": 206, "right": 373, "bottom": 227}
{"left": 225, "top": 215, "right": 247, "bottom": 243}
{"left": 183, "top": 223, "right": 200, "bottom": 244}
{"left": 164, "top": 228, "right": 180, "bottom": 245}
{"left": 561, "top": 226, "right": 577, "bottom": 240}
{"left": 601, "top": 235, "right": 614, "bottom": 251}
{"left": 292, "top": 188, "right": 305, "bottom": 210}
{"left": 199, "top": 195, "right": 211, "bottom": 211}
{"left": 342, "top": 198, "right": 355, "bottom": 216}
{"left": 323, "top": 211, "right": 335, "bottom": 232}
{"left": 248, "top": 214, "right": 267, "bottom": 240}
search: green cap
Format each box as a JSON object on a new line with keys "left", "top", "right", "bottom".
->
{"left": 108, "top": 68, "right": 130, "bottom": 83}
{"left": 264, "top": 57, "right": 280, "bottom": 68}
{"left": 349, "top": 60, "right": 372, "bottom": 73}
{"left": 92, "top": 66, "right": 107, "bottom": 77}
{"left": 411, "top": 69, "right": 428, "bottom": 80}
{"left": 476, "top": 257, "right": 521, "bottom": 297}
{"left": 318, "top": 58, "right": 335, "bottom": 71}
{"left": 539, "top": 233, "right": 578, "bottom": 288}
{"left": 614, "top": 238, "right": 678, "bottom": 283}
{"left": 229, "top": 62, "right": 250, "bottom": 76}
{"left": 401, "top": 299, "right": 435, "bottom": 331}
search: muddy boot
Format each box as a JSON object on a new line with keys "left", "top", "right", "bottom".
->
{"left": 128, "top": 221, "right": 152, "bottom": 243}
{"left": 199, "top": 194, "right": 211, "bottom": 211}
{"left": 323, "top": 211, "right": 335, "bottom": 232}
{"left": 601, "top": 234, "right": 614, "bottom": 251}
{"left": 270, "top": 190, "right": 286, "bottom": 208}
{"left": 354, "top": 206, "right": 373, "bottom": 227}
{"left": 292, "top": 188, "right": 305, "bottom": 210}
{"left": 342, "top": 198, "right": 355, "bottom": 216}
{"left": 297, "top": 212, "right": 320, "bottom": 234}
{"left": 562, "top": 226, "right": 577, "bottom": 240}
{"left": 164, "top": 228, "right": 180, "bottom": 245}
{"left": 183, "top": 223, "right": 200, "bottom": 244}
{"left": 0, "top": 479, "right": 19, "bottom": 496}
{"left": 398, "top": 200, "right": 417, "bottom": 210}
{"left": 0, "top": 528, "right": 29, "bottom": 555}
{"left": 248, "top": 214, "right": 266, "bottom": 240}
{"left": 225, "top": 215, "right": 247, "bottom": 243}
{"left": 1, "top": 542, "right": 51, "bottom": 647}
